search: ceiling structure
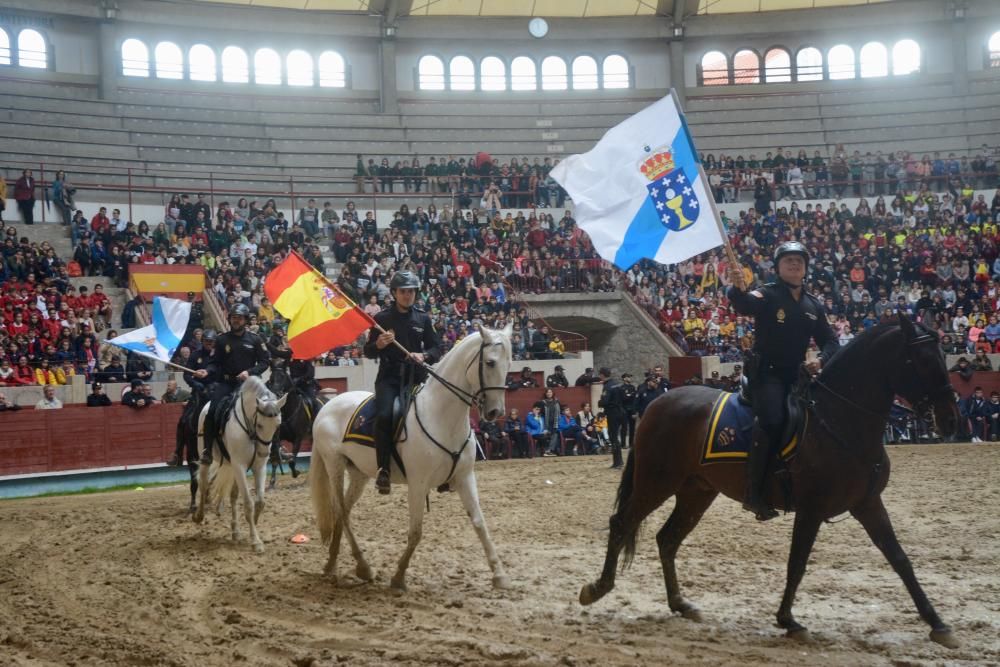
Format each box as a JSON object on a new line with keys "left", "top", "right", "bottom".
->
{"left": 170, "top": 0, "right": 896, "bottom": 16}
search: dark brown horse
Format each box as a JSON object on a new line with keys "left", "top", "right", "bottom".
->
{"left": 580, "top": 316, "right": 961, "bottom": 648}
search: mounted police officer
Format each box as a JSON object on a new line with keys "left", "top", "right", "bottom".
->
{"left": 194, "top": 304, "right": 270, "bottom": 465}
{"left": 167, "top": 328, "right": 217, "bottom": 467}
{"left": 728, "top": 241, "right": 839, "bottom": 520}
{"left": 363, "top": 271, "right": 442, "bottom": 495}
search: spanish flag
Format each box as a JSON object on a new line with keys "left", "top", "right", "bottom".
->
{"left": 264, "top": 252, "right": 374, "bottom": 359}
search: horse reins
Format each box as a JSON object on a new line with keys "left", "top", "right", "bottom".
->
{"left": 233, "top": 393, "right": 279, "bottom": 472}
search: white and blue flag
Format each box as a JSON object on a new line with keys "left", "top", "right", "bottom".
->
{"left": 551, "top": 92, "right": 724, "bottom": 270}
{"left": 106, "top": 296, "right": 191, "bottom": 365}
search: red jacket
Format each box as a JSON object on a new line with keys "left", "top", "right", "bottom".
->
{"left": 14, "top": 176, "right": 35, "bottom": 201}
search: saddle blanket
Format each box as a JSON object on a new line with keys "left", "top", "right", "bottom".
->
{"left": 343, "top": 394, "right": 407, "bottom": 447}
{"left": 701, "top": 391, "right": 801, "bottom": 464}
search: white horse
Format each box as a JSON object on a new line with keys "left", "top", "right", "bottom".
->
{"left": 310, "top": 323, "right": 512, "bottom": 590}
{"left": 192, "top": 376, "right": 287, "bottom": 553}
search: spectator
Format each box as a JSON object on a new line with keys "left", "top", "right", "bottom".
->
{"left": 556, "top": 405, "right": 598, "bottom": 455}
{"left": 503, "top": 407, "right": 531, "bottom": 458}
{"left": 948, "top": 357, "right": 975, "bottom": 382}
{"left": 479, "top": 417, "right": 507, "bottom": 459}
{"left": 14, "top": 169, "right": 36, "bottom": 225}
{"left": 539, "top": 388, "right": 562, "bottom": 456}
{"left": 574, "top": 367, "right": 599, "bottom": 386}
{"left": 35, "top": 384, "right": 62, "bottom": 410}
{"left": 525, "top": 405, "right": 551, "bottom": 457}
{"left": 966, "top": 386, "right": 988, "bottom": 442}
{"left": 545, "top": 364, "right": 569, "bottom": 388}
{"left": 122, "top": 380, "right": 152, "bottom": 408}
{"left": 506, "top": 366, "right": 537, "bottom": 390}
{"left": 986, "top": 391, "right": 1000, "bottom": 441}
{"left": 100, "top": 355, "right": 128, "bottom": 384}
{"left": 161, "top": 378, "right": 191, "bottom": 403}
{"left": 0, "top": 391, "right": 21, "bottom": 411}
{"left": 86, "top": 381, "right": 112, "bottom": 407}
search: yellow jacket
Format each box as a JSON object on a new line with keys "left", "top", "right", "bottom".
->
{"left": 34, "top": 368, "right": 58, "bottom": 385}
{"left": 548, "top": 339, "right": 565, "bottom": 356}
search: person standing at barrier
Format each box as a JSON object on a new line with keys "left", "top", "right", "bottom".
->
{"left": 598, "top": 367, "right": 625, "bottom": 469}
{"left": 14, "top": 169, "right": 36, "bottom": 225}
{"left": 195, "top": 306, "right": 270, "bottom": 465}
{"left": 619, "top": 373, "right": 638, "bottom": 449}
{"left": 86, "top": 381, "right": 111, "bottom": 407}
{"left": 364, "top": 271, "right": 442, "bottom": 495}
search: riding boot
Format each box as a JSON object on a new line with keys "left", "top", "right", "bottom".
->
{"left": 610, "top": 441, "right": 623, "bottom": 469}
{"left": 374, "top": 416, "right": 392, "bottom": 495}
{"left": 743, "top": 423, "right": 779, "bottom": 521}
{"left": 200, "top": 407, "right": 215, "bottom": 465}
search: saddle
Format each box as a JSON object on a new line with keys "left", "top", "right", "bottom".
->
{"left": 343, "top": 386, "right": 419, "bottom": 477}
{"left": 208, "top": 389, "right": 241, "bottom": 461}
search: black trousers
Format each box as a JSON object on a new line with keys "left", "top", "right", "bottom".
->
{"left": 374, "top": 380, "right": 403, "bottom": 471}
{"left": 752, "top": 374, "right": 792, "bottom": 450}
{"left": 620, "top": 413, "right": 636, "bottom": 449}
{"left": 18, "top": 198, "right": 34, "bottom": 225}
{"left": 606, "top": 410, "right": 625, "bottom": 466}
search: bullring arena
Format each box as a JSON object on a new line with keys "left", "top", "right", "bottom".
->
{"left": 4, "top": 0, "right": 1000, "bottom": 665}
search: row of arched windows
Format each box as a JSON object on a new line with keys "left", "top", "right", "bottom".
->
{"left": 120, "top": 39, "right": 347, "bottom": 87}
{"left": 0, "top": 28, "right": 48, "bottom": 69}
{"left": 698, "top": 40, "right": 921, "bottom": 85}
{"left": 417, "top": 54, "right": 630, "bottom": 91}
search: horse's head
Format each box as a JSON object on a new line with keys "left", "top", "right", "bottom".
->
{"left": 471, "top": 322, "right": 513, "bottom": 421}
{"left": 242, "top": 376, "right": 288, "bottom": 445}
{"left": 267, "top": 365, "right": 292, "bottom": 396}
{"left": 890, "top": 315, "right": 958, "bottom": 437}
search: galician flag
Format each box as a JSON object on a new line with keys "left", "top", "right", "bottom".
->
{"left": 107, "top": 296, "right": 191, "bottom": 365}
{"left": 264, "top": 252, "right": 375, "bottom": 359}
{"left": 551, "top": 91, "right": 724, "bottom": 270}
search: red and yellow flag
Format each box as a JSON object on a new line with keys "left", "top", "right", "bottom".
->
{"left": 264, "top": 252, "right": 374, "bottom": 359}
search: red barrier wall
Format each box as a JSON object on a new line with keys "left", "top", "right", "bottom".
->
{"left": 0, "top": 404, "right": 185, "bottom": 478}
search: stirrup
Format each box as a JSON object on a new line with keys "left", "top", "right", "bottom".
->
{"left": 743, "top": 501, "right": 779, "bottom": 521}
{"left": 375, "top": 468, "right": 391, "bottom": 495}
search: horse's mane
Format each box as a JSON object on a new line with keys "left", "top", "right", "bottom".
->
{"left": 242, "top": 375, "right": 276, "bottom": 401}
{"left": 820, "top": 319, "right": 936, "bottom": 379}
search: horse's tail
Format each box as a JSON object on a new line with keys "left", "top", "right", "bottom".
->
{"left": 209, "top": 460, "right": 234, "bottom": 509}
{"left": 309, "top": 448, "right": 335, "bottom": 545}
{"left": 613, "top": 447, "right": 641, "bottom": 569}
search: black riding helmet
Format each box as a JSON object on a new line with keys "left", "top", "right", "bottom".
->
{"left": 390, "top": 271, "right": 421, "bottom": 292}
{"left": 773, "top": 241, "right": 810, "bottom": 266}
{"left": 230, "top": 303, "right": 250, "bottom": 318}
{"left": 203, "top": 328, "right": 217, "bottom": 342}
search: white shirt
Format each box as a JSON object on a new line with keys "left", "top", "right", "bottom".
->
{"left": 35, "top": 396, "right": 63, "bottom": 410}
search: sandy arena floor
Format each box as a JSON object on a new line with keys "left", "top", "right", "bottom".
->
{"left": 0, "top": 444, "right": 998, "bottom": 666}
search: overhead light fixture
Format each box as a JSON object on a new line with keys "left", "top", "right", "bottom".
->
{"left": 384, "top": 25, "right": 397, "bottom": 38}
{"left": 672, "top": 26, "right": 684, "bottom": 38}
{"left": 529, "top": 17, "right": 549, "bottom": 39}
{"left": 100, "top": 0, "right": 119, "bottom": 21}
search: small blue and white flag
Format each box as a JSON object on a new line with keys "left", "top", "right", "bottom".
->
{"left": 551, "top": 92, "right": 724, "bottom": 270}
{"left": 106, "top": 296, "right": 191, "bottom": 365}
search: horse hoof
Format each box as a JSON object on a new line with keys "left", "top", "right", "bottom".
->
{"left": 930, "top": 628, "right": 960, "bottom": 649}
{"left": 492, "top": 574, "right": 512, "bottom": 590}
{"left": 291, "top": 468, "right": 300, "bottom": 479}
{"left": 579, "top": 583, "right": 602, "bottom": 606}
{"left": 253, "top": 542, "right": 265, "bottom": 554}
{"left": 786, "top": 628, "right": 811, "bottom": 642}
{"left": 192, "top": 512, "right": 204, "bottom": 524}
{"left": 679, "top": 606, "right": 703, "bottom": 623}
{"left": 390, "top": 577, "right": 407, "bottom": 591}
{"left": 355, "top": 564, "right": 373, "bottom": 582}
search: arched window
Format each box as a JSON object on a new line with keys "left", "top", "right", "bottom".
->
{"left": 0, "top": 28, "right": 10, "bottom": 66}
{"left": 17, "top": 29, "right": 46, "bottom": 69}
{"left": 602, "top": 54, "right": 629, "bottom": 89}
{"left": 541, "top": 55, "right": 568, "bottom": 90}
{"left": 449, "top": 55, "right": 474, "bottom": 90}
{"left": 859, "top": 41, "right": 888, "bottom": 78}
{"left": 121, "top": 38, "right": 149, "bottom": 77}
{"left": 732, "top": 49, "right": 760, "bottom": 84}
{"left": 510, "top": 56, "right": 536, "bottom": 90}
{"left": 189, "top": 44, "right": 216, "bottom": 82}
{"left": 480, "top": 56, "right": 506, "bottom": 91}
{"left": 571, "top": 55, "right": 598, "bottom": 90}
{"left": 764, "top": 47, "right": 791, "bottom": 83}
{"left": 154, "top": 41, "right": 183, "bottom": 79}
{"left": 287, "top": 50, "right": 314, "bottom": 86}
{"left": 990, "top": 31, "right": 1000, "bottom": 69}
{"left": 418, "top": 54, "right": 444, "bottom": 90}
{"left": 795, "top": 47, "right": 823, "bottom": 81}
{"left": 700, "top": 50, "right": 729, "bottom": 85}
{"left": 828, "top": 44, "right": 855, "bottom": 80}
{"left": 319, "top": 51, "right": 346, "bottom": 87}
{"left": 254, "top": 48, "right": 281, "bottom": 84}
{"left": 221, "top": 46, "right": 249, "bottom": 83}
{"left": 892, "top": 39, "right": 921, "bottom": 75}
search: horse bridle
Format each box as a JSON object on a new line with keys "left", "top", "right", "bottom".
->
{"left": 418, "top": 336, "right": 508, "bottom": 412}
{"left": 233, "top": 394, "right": 278, "bottom": 448}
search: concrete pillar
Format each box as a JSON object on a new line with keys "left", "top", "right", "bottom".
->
{"left": 97, "top": 22, "right": 118, "bottom": 101}
{"left": 379, "top": 38, "right": 398, "bottom": 114}
{"left": 951, "top": 19, "right": 969, "bottom": 96}
{"left": 670, "top": 39, "right": 685, "bottom": 102}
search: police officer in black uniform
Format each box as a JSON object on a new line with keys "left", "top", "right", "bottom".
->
{"left": 167, "top": 329, "right": 217, "bottom": 466}
{"left": 728, "top": 241, "right": 839, "bottom": 520}
{"left": 195, "top": 305, "right": 270, "bottom": 464}
{"left": 363, "top": 271, "right": 442, "bottom": 494}
{"left": 598, "top": 367, "right": 625, "bottom": 469}
{"left": 619, "top": 373, "right": 638, "bottom": 449}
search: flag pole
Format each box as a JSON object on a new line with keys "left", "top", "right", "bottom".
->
{"left": 667, "top": 88, "right": 744, "bottom": 288}
{"left": 102, "top": 340, "right": 198, "bottom": 375}
{"left": 283, "top": 249, "right": 415, "bottom": 358}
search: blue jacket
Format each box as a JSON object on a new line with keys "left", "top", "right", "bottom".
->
{"left": 525, "top": 412, "right": 546, "bottom": 436}
{"left": 557, "top": 414, "right": 578, "bottom": 433}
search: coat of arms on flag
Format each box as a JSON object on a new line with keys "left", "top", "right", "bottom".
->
{"left": 640, "top": 147, "right": 700, "bottom": 233}
{"left": 318, "top": 281, "right": 351, "bottom": 319}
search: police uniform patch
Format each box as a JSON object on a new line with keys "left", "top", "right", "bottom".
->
{"left": 776, "top": 308, "right": 786, "bottom": 323}
{"left": 225, "top": 344, "right": 232, "bottom": 353}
